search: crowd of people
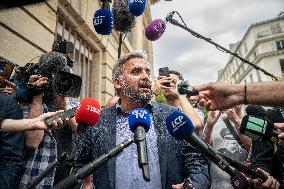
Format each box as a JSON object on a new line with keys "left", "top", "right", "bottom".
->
{"left": 0, "top": 48, "right": 284, "bottom": 189}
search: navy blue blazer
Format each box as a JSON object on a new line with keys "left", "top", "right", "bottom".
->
{"left": 75, "top": 101, "right": 209, "bottom": 189}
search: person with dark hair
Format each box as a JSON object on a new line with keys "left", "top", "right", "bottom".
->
{"left": 154, "top": 69, "right": 204, "bottom": 133}
{"left": 168, "top": 70, "right": 184, "bottom": 81}
{"left": 75, "top": 51, "right": 209, "bottom": 189}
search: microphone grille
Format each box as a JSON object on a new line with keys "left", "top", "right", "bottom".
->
{"left": 166, "top": 111, "right": 194, "bottom": 140}
{"left": 113, "top": 0, "right": 135, "bottom": 33}
{"left": 128, "top": 0, "right": 147, "bottom": 17}
{"left": 145, "top": 19, "right": 166, "bottom": 41}
{"left": 75, "top": 98, "right": 101, "bottom": 126}
{"left": 128, "top": 108, "right": 151, "bottom": 133}
{"left": 93, "top": 9, "right": 113, "bottom": 35}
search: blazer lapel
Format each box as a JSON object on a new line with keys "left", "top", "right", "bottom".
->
{"left": 151, "top": 103, "right": 168, "bottom": 188}
{"left": 106, "top": 106, "right": 117, "bottom": 189}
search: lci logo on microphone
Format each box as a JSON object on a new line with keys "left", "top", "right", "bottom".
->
{"left": 132, "top": 109, "right": 148, "bottom": 119}
{"left": 171, "top": 116, "right": 186, "bottom": 132}
{"left": 93, "top": 16, "right": 106, "bottom": 25}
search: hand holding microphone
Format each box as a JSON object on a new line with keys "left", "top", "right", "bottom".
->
{"left": 273, "top": 123, "right": 284, "bottom": 144}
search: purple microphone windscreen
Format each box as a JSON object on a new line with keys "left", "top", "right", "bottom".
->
{"left": 145, "top": 19, "right": 166, "bottom": 41}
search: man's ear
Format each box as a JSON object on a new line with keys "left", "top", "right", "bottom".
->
{"left": 114, "top": 78, "right": 121, "bottom": 90}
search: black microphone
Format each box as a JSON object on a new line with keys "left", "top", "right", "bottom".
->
{"left": 220, "top": 154, "right": 267, "bottom": 181}
{"left": 177, "top": 80, "right": 199, "bottom": 97}
{"left": 166, "top": 111, "right": 244, "bottom": 185}
{"left": 240, "top": 115, "right": 279, "bottom": 142}
{"left": 128, "top": 108, "right": 151, "bottom": 182}
{"left": 52, "top": 137, "right": 134, "bottom": 189}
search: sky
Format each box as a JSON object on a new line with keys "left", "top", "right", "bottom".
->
{"left": 150, "top": 0, "right": 284, "bottom": 85}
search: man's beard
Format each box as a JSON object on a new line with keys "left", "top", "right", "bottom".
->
{"left": 120, "top": 79, "right": 152, "bottom": 104}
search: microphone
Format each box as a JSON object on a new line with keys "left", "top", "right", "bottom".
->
{"left": 52, "top": 137, "right": 134, "bottom": 189}
{"left": 112, "top": 0, "right": 135, "bottom": 33}
{"left": 38, "top": 52, "right": 68, "bottom": 74}
{"left": 93, "top": 1, "right": 113, "bottom": 35}
{"left": 128, "top": 108, "right": 151, "bottom": 182}
{"left": 220, "top": 154, "right": 267, "bottom": 182}
{"left": 165, "top": 111, "right": 267, "bottom": 188}
{"left": 144, "top": 11, "right": 175, "bottom": 41}
{"left": 245, "top": 105, "right": 266, "bottom": 118}
{"left": 75, "top": 98, "right": 101, "bottom": 126}
{"left": 166, "top": 111, "right": 239, "bottom": 178}
{"left": 240, "top": 115, "right": 279, "bottom": 142}
{"left": 177, "top": 80, "right": 199, "bottom": 97}
{"left": 128, "top": 0, "right": 146, "bottom": 17}
{"left": 69, "top": 98, "right": 102, "bottom": 174}
{"left": 145, "top": 19, "right": 166, "bottom": 41}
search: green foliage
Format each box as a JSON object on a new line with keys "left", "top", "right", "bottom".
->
{"left": 200, "top": 106, "right": 208, "bottom": 123}
{"left": 155, "top": 90, "right": 167, "bottom": 104}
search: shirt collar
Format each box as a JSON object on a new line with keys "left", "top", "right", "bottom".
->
{"left": 115, "top": 98, "right": 154, "bottom": 114}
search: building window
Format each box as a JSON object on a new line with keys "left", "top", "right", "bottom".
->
{"left": 244, "top": 42, "right": 248, "bottom": 53}
{"left": 280, "top": 59, "right": 284, "bottom": 74}
{"left": 55, "top": 16, "right": 96, "bottom": 99}
{"left": 250, "top": 74, "right": 254, "bottom": 82}
{"left": 276, "top": 40, "right": 284, "bottom": 50}
{"left": 271, "top": 23, "right": 281, "bottom": 34}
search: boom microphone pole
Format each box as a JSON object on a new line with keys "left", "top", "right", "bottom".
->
{"left": 27, "top": 152, "right": 68, "bottom": 189}
{"left": 165, "top": 11, "right": 278, "bottom": 81}
{"left": 52, "top": 137, "right": 134, "bottom": 189}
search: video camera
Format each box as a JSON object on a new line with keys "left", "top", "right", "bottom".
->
{"left": 14, "top": 40, "right": 82, "bottom": 99}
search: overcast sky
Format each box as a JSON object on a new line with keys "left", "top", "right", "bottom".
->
{"left": 150, "top": 0, "right": 284, "bottom": 85}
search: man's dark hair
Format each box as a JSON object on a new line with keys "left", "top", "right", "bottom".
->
{"left": 169, "top": 70, "right": 184, "bottom": 81}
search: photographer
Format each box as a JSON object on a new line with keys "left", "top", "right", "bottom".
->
{"left": 154, "top": 69, "right": 203, "bottom": 133}
{"left": 17, "top": 49, "right": 79, "bottom": 188}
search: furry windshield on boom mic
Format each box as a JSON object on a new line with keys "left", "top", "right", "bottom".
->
{"left": 128, "top": 0, "right": 147, "bottom": 17}
{"left": 112, "top": 0, "right": 135, "bottom": 32}
{"left": 145, "top": 19, "right": 166, "bottom": 41}
{"left": 93, "top": 0, "right": 113, "bottom": 35}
